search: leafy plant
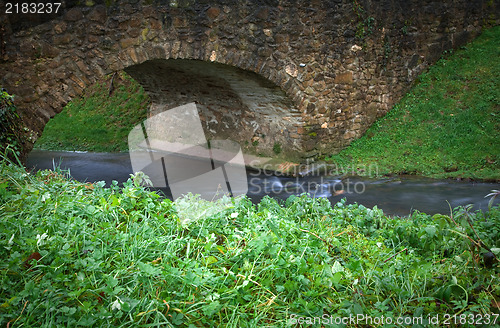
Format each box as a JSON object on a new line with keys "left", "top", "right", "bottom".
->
{"left": 352, "top": 0, "right": 375, "bottom": 41}
{"left": 486, "top": 189, "right": 500, "bottom": 210}
{"left": 0, "top": 90, "right": 24, "bottom": 159}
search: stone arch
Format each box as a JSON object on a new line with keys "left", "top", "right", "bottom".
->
{"left": 122, "top": 57, "right": 304, "bottom": 159}
{"left": 28, "top": 33, "right": 307, "bottom": 158}
{"left": 0, "top": 0, "right": 496, "bottom": 161}
{"left": 0, "top": 1, "right": 310, "bottom": 159}
{"left": 106, "top": 39, "right": 303, "bottom": 113}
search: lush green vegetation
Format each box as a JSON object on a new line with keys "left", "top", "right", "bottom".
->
{"left": 34, "top": 72, "right": 149, "bottom": 152}
{"left": 327, "top": 26, "right": 500, "bottom": 181}
{"left": 1, "top": 157, "right": 499, "bottom": 327}
{"left": 0, "top": 90, "right": 24, "bottom": 159}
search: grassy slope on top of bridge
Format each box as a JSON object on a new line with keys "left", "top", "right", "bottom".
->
{"left": 326, "top": 25, "right": 500, "bottom": 181}
{"left": 34, "top": 72, "right": 150, "bottom": 152}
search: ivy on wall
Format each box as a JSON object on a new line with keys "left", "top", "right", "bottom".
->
{"left": 352, "top": 0, "right": 375, "bottom": 42}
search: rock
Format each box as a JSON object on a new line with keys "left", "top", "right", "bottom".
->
{"left": 87, "top": 5, "right": 107, "bottom": 24}
{"left": 483, "top": 252, "right": 497, "bottom": 269}
{"left": 334, "top": 72, "right": 353, "bottom": 84}
{"left": 120, "top": 38, "right": 137, "bottom": 49}
{"left": 64, "top": 8, "right": 84, "bottom": 22}
{"left": 206, "top": 7, "right": 220, "bottom": 20}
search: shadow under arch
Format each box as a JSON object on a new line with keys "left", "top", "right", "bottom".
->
{"left": 124, "top": 58, "right": 305, "bottom": 159}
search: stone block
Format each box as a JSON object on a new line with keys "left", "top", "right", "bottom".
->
{"left": 172, "top": 17, "right": 186, "bottom": 28}
{"left": 88, "top": 5, "right": 107, "bottom": 24}
{"left": 313, "top": 80, "right": 326, "bottom": 92}
{"left": 334, "top": 72, "right": 353, "bottom": 84}
{"left": 150, "top": 19, "right": 162, "bottom": 30}
{"left": 120, "top": 38, "right": 138, "bottom": 49}
{"left": 206, "top": 7, "right": 221, "bottom": 20}
{"left": 255, "top": 7, "right": 269, "bottom": 20}
{"left": 129, "top": 28, "right": 141, "bottom": 38}
{"left": 69, "top": 74, "right": 86, "bottom": 90}
{"left": 53, "top": 22, "right": 67, "bottom": 34}
{"left": 317, "top": 102, "right": 328, "bottom": 114}
{"left": 258, "top": 47, "right": 273, "bottom": 57}
{"left": 88, "top": 24, "right": 106, "bottom": 36}
{"left": 75, "top": 60, "right": 90, "bottom": 74}
{"left": 343, "top": 130, "right": 356, "bottom": 140}
{"left": 130, "top": 16, "right": 143, "bottom": 28}
{"left": 64, "top": 8, "right": 84, "bottom": 22}
{"left": 304, "top": 86, "right": 315, "bottom": 96}
{"left": 53, "top": 34, "right": 73, "bottom": 45}
{"left": 307, "top": 102, "right": 316, "bottom": 112}
{"left": 151, "top": 46, "right": 166, "bottom": 59}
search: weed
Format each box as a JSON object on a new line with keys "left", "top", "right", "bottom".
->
{"left": 352, "top": 0, "right": 375, "bottom": 42}
{"left": 0, "top": 90, "right": 24, "bottom": 159}
{"left": 273, "top": 142, "right": 282, "bottom": 155}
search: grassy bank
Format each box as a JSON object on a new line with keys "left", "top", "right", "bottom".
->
{"left": 326, "top": 26, "right": 500, "bottom": 181}
{"left": 0, "top": 158, "right": 499, "bottom": 327}
{"left": 34, "top": 72, "right": 149, "bottom": 152}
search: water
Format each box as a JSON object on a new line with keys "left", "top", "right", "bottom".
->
{"left": 26, "top": 150, "right": 499, "bottom": 217}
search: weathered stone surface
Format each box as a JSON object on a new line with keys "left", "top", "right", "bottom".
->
{"left": 53, "top": 21, "right": 67, "bottom": 34}
{"left": 206, "top": 7, "right": 221, "bottom": 20}
{"left": 0, "top": 0, "right": 497, "bottom": 161}
{"left": 87, "top": 5, "right": 107, "bottom": 24}
{"left": 120, "top": 38, "right": 138, "bottom": 49}
{"left": 53, "top": 34, "right": 74, "bottom": 45}
{"left": 334, "top": 72, "right": 353, "bottom": 84}
{"left": 64, "top": 8, "right": 84, "bottom": 22}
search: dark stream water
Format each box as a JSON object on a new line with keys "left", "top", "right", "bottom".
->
{"left": 26, "top": 150, "right": 499, "bottom": 217}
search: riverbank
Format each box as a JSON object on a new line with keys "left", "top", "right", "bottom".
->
{"left": 326, "top": 26, "right": 500, "bottom": 182}
{"left": 0, "top": 159, "right": 498, "bottom": 326}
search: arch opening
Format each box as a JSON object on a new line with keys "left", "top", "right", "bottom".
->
{"left": 124, "top": 59, "right": 304, "bottom": 159}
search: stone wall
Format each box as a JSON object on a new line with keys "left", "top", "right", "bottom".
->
{"left": 0, "top": 0, "right": 498, "bottom": 160}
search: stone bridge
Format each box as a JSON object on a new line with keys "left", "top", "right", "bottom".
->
{"left": 0, "top": 0, "right": 498, "bottom": 160}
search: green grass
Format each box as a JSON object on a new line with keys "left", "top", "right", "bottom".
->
{"left": 0, "top": 157, "right": 499, "bottom": 327}
{"left": 326, "top": 26, "right": 500, "bottom": 181}
{"left": 0, "top": 91, "right": 23, "bottom": 159}
{"left": 34, "top": 72, "right": 149, "bottom": 152}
